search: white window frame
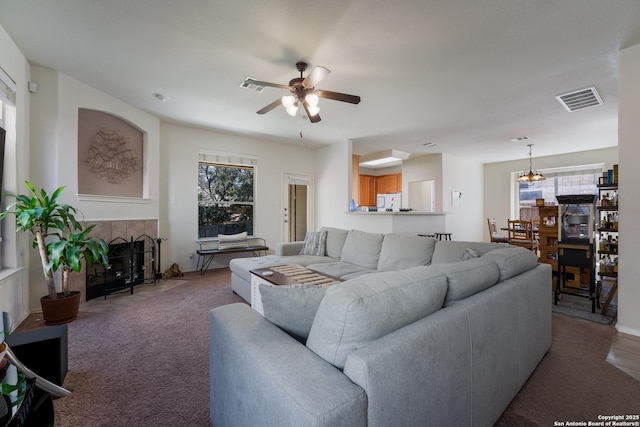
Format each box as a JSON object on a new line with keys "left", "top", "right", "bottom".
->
{"left": 511, "top": 163, "right": 603, "bottom": 218}
{"left": 197, "top": 150, "right": 257, "bottom": 240}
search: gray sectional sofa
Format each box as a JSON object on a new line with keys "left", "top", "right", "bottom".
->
{"left": 212, "top": 227, "right": 552, "bottom": 426}
{"left": 229, "top": 226, "right": 510, "bottom": 302}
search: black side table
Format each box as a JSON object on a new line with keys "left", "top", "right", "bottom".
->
{"left": 5, "top": 325, "right": 68, "bottom": 386}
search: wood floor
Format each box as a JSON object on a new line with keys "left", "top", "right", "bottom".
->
{"left": 607, "top": 331, "right": 640, "bottom": 382}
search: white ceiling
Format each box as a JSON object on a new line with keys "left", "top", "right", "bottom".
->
{"left": 2, "top": 0, "right": 640, "bottom": 163}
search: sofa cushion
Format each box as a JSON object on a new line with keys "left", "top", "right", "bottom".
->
{"left": 218, "top": 231, "right": 248, "bottom": 250}
{"left": 377, "top": 233, "right": 437, "bottom": 272}
{"left": 306, "top": 267, "right": 448, "bottom": 370}
{"left": 339, "top": 230, "right": 385, "bottom": 269}
{"left": 307, "top": 262, "right": 374, "bottom": 279}
{"left": 431, "top": 241, "right": 506, "bottom": 264}
{"left": 320, "top": 227, "right": 350, "bottom": 258}
{"left": 259, "top": 284, "right": 328, "bottom": 341}
{"left": 340, "top": 270, "right": 376, "bottom": 280}
{"left": 481, "top": 246, "right": 539, "bottom": 281}
{"left": 299, "top": 231, "right": 328, "bottom": 256}
{"left": 432, "top": 257, "right": 501, "bottom": 306}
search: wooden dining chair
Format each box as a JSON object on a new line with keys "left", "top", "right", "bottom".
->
{"left": 507, "top": 219, "right": 539, "bottom": 253}
{"left": 532, "top": 218, "right": 541, "bottom": 241}
{"left": 487, "top": 218, "right": 509, "bottom": 243}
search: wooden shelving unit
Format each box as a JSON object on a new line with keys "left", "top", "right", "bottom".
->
{"left": 537, "top": 206, "right": 559, "bottom": 272}
{"left": 554, "top": 194, "right": 599, "bottom": 313}
{"left": 596, "top": 178, "right": 619, "bottom": 315}
{"left": 537, "top": 205, "right": 581, "bottom": 290}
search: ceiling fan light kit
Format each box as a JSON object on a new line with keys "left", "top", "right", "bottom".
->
{"left": 245, "top": 61, "right": 361, "bottom": 123}
{"left": 517, "top": 144, "right": 544, "bottom": 182}
{"left": 282, "top": 95, "right": 298, "bottom": 116}
{"left": 281, "top": 92, "right": 321, "bottom": 117}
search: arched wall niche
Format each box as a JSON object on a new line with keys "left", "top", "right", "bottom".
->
{"left": 77, "top": 108, "right": 144, "bottom": 198}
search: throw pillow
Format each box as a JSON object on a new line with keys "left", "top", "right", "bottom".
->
{"left": 259, "top": 284, "right": 328, "bottom": 341}
{"left": 299, "top": 231, "right": 328, "bottom": 256}
{"left": 460, "top": 248, "right": 479, "bottom": 261}
{"left": 218, "top": 231, "right": 248, "bottom": 250}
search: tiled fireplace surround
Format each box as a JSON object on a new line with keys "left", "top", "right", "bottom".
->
{"left": 68, "top": 219, "right": 159, "bottom": 302}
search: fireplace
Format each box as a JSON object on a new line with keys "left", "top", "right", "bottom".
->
{"left": 85, "top": 234, "right": 162, "bottom": 301}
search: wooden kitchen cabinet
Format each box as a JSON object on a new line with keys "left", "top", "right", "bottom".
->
{"left": 358, "top": 173, "right": 401, "bottom": 207}
{"left": 377, "top": 173, "right": 401, "bottom": 194}
{"left": 359, "top": 174, "right": 377, "bottom": 206}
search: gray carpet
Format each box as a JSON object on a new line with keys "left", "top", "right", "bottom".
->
{"left": 50, "top": 269, "right": 243, "bottom": 427}
{"left": 552, "top": 291, "right": 617, "bottom": 325}
{"left": 14, "top": 269, "right": 635, "bottom": 426}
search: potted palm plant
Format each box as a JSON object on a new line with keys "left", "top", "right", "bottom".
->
{"left": 1, "top": 181, "right": 109, "bottom": 325}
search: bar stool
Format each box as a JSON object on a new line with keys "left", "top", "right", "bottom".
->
{"left": 434, "top": 232, "right": 452, "bottom": 241}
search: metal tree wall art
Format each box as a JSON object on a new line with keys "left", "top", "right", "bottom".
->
{"left": 86, "top": 127, "right": 139, "bottom": 184}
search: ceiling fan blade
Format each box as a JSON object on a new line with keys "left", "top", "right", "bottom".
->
{"left": 244, "top": 78, "right": 290, "bottom": 90}
{"left": 256, "top": 98, "right": 283, "bottom": 115}
{"left": 315, "top": 89, "right": 361, "bottom": 104}
{"left": 303, "top": 66, "right": 330, "bottom": 87}
{"left": 301, "top": 100, "right": 321, "bottom": 123}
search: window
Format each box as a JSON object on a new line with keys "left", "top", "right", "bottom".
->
{"left": 0, "top": 66, "right": 17, "bottom": 270}
{"left": 198, "top": 161, "right": 255, "bottom": 238}
{"left": 517, "top": 166, "right": 600, "bottom": 221}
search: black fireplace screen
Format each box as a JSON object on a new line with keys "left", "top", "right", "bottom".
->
{"left": 86, "top": 234, "right": 162, "bottom": 300}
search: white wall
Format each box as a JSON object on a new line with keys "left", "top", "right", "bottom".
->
{"left": 0, "top": 24, "right": 31, "bottom": 326}
{"left": 161, "top": 122, "right": 316, "bottom": 271}
{"left": 28, "top": 67, "right": 161, "bottom": 222}
{"left": 617, "top": 43, "right": 640, "bottom": 336}
{"left": 442, "top": 154, "right": 484, "bottom": 242}
{"left": 484, "top": 147, "right": 618, "bottom": 239}
{"left": 25, "top": 68, "right": 161, "bottom": 310}
{"left": 315, "top": 141, "right": 394, "bottom": 233}
{"left": 316, "top": 147, "right": 486, "bottom": 239}
{"left": 399, "top": 152, "right": 485, "bottom": 241}
{"left": 315, "top": 140, "right": 351, "bottom": 229}
{"left": 402, "top": 154, "right": 443, "bottom": 212}
{"left": 51, "top": 71, "right": 160, "bottom": 219}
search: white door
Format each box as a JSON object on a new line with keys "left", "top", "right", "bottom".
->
{"left": 408, "top": 179, "right": 436, "bottom": 212}
{"left": 282, "top": 174, "right": 314, "bottom": 242}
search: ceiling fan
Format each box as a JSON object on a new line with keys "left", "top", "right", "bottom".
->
{"left": 244, "top": 61, "right": 361, "bottom": 123}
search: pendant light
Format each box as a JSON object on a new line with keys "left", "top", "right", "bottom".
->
{"left": 517, "top": 144, "right": 544, "bottom": 182}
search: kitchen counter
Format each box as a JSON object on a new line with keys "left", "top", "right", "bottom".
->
{"left": 347, "top": 211, "right": 448, "bottom": 215}
{"left": 343, "top": 211, "right": 449, "bottom": 235}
